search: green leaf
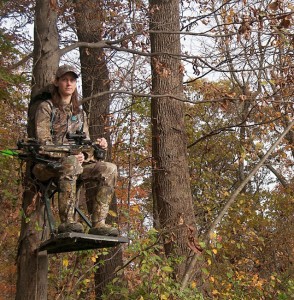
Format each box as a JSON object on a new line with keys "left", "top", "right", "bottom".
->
{"left": 162, "top": 266, "right": 173, "bottom": 273}
{"left": 201, "top": 268, "right": 209, "bottom": 275}
{"left": 199, "top": 241, "right": 206, "bottom": 249}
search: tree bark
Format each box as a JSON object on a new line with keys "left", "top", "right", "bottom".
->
{"left": 149, "top": 0, "right": 197, "bottom": 279}
{"left": 16, "top": 1, "right": 59, "bottom": 299}
{"left": 74, "top": 1, "right": 123, "bottom": 299}
{"left": 31, "top": 0, "right": 59, "bottom": 98}
{"left": 74, "top": 0, "right": 111, "bottom": 141}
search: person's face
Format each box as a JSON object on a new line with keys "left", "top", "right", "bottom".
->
{"left": 55, "top": 72, "right": 77, "bottom": 98}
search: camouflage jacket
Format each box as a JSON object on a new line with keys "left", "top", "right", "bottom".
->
{"left": 34, "top": 100, "right": 98, "bottom": 161}
{"left": 35, "top": 100, "right": 90, "bottom": 145}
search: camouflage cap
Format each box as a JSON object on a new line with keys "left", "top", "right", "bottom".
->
{"left": 56, "top": 64, "right": 79, "bottom": 78}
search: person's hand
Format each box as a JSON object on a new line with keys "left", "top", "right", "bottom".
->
{"left": 96, "top": 138, "right": 108, "bottom": 150}
{"left": 75, "top": 152, "right": 85, "bottom": 164}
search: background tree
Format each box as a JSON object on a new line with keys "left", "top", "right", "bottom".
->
{"left": 74, "top": 1, "right": 123, "bottom": 297}
{"left": 16, "top": 0, "right": 59, "bottom": 299}
{"left": 181, "top": 0, "right": 293, "bottom": 295}
{"left": 149, "top": 0, "right": 198, "bottom": 279}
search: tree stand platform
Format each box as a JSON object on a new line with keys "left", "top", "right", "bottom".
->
{"left": 39, "top": 232, "right": 129, "bottom": 254}
{"left": 35, "top": 178, "right": 128, "bottom": 254}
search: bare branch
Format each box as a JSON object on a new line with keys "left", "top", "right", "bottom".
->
{"left": 181, "top": 118, "right": 294, "bottom": 290}
{"left": 9, "top": 53, "right": 33, "bottom": 70}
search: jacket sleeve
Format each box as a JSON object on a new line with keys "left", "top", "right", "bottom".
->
{"left": 35, "top": 101, "right": 53, "bottom": 144}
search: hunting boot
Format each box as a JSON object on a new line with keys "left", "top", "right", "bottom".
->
{"left": 57, "top": 179, "right": 84, "bottom": 233}
{"left": 88, "top": 186, "right": 119, "bottom": 236}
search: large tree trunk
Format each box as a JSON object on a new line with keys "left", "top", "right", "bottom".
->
{"left": 74, "top": 1, "right": 123, "bottom": 299}
{"left": 149, "top": 0, "right": 197, "bottom": 279}
{"left": 31, "top": 1, "right": 59, "bottom": 98}
{"left": 74, "top": 0, "right": 111, "bottom": 141}
{"left": 16, "top": 1, "right": 59, "bottom": 299}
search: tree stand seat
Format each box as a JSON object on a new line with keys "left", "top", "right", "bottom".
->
{"left": 37, "top": 178, "right": 128, "bottom": 254}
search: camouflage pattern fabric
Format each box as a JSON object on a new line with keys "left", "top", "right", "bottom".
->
{"left": 33, "top": 99, "right": 118, "bottom": 234}
{"left": 81, "top": 162, "right": 117, "bottom": 226}
{"left": 32, "top": 158, "right": 117, "bottom": 230}
{"left": 35, "top": 100, "right": 89, "bottom": 145}
{"left": 56, "top": 64, "right": 79, "bottom": 78}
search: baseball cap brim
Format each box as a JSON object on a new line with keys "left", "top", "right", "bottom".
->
{"left": 56, "top": 64, "right": 79, "bottom": 78}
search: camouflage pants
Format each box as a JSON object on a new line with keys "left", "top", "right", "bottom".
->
{"left": 32, "top": 155, "right": 117, "bottom": 226}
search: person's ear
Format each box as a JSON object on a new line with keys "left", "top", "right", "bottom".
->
{"left": 54, "top": 79, "right": 59, "bottom": 87}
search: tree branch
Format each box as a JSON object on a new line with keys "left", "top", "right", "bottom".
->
{"left": 80, "top": 89, "right": 292, "bottom": 109}
{"left": 260, "top": 158, "right": 289, "bottom": 188}
{"left": 181, "top": 118, "right": 294, "bottom": 290}
{"left": 187, "top": 115, "right": 284, "bottom": 149}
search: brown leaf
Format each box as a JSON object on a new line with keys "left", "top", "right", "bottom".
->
{"left": 279, "top": 18, "right": 291, "bottom": 29}
{"left": 268, "top": 1, "right": 279, "bottom": 10}
{"left": 240, "top": 94, "right": 247, "bottom": 101}
{"left": 219, "top": 100, "right": 229, "bottom": 112}
{"left": 187, "top": 225, "right": 202, "bottom": 254}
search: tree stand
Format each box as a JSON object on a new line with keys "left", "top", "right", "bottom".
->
{"left": 37, "top": 179, "right": 128, "bottom": 254}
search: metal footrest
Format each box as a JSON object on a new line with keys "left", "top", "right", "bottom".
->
{"left": 39, "top": 232, "right": 129, "bottom": 254}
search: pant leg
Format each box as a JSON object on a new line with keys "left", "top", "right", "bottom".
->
{"left": 32, "top": 156, "right": 83, "bottom": 225}
{"left": 80, "top": 161, "right": 117, "bottom": 226}
{"left": 81, "top": 161, "right": 117, "bottom": 187}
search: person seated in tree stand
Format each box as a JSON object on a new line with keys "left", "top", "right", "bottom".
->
{"left": 32, "top": 64, "right": 118, "bottom": 236}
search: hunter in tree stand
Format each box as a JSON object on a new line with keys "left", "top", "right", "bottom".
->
{"left": 30, "top": 64, "right": 119, "bottom": 236}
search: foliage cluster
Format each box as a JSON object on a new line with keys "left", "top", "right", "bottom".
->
{"left": 102, "top": 229, "right": 204, "bottom": 300}
{"left": 0, "top": 5, "right": 29, "bottom": 298}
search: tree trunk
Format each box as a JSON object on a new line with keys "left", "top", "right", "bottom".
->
{"left": 149, "top": 0, "right": 197, "bottom": 279}
{"left": 74, "top": 0, "right": 111, "bottom": 141}
{"left": 31, "top": 0, "right": 59, "bottom": 98}
{"left": 16, "top": 1, "right": 59, "bottom": 299}
{"left": 74, "top": 1, "right": 123, "bottom": 299}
